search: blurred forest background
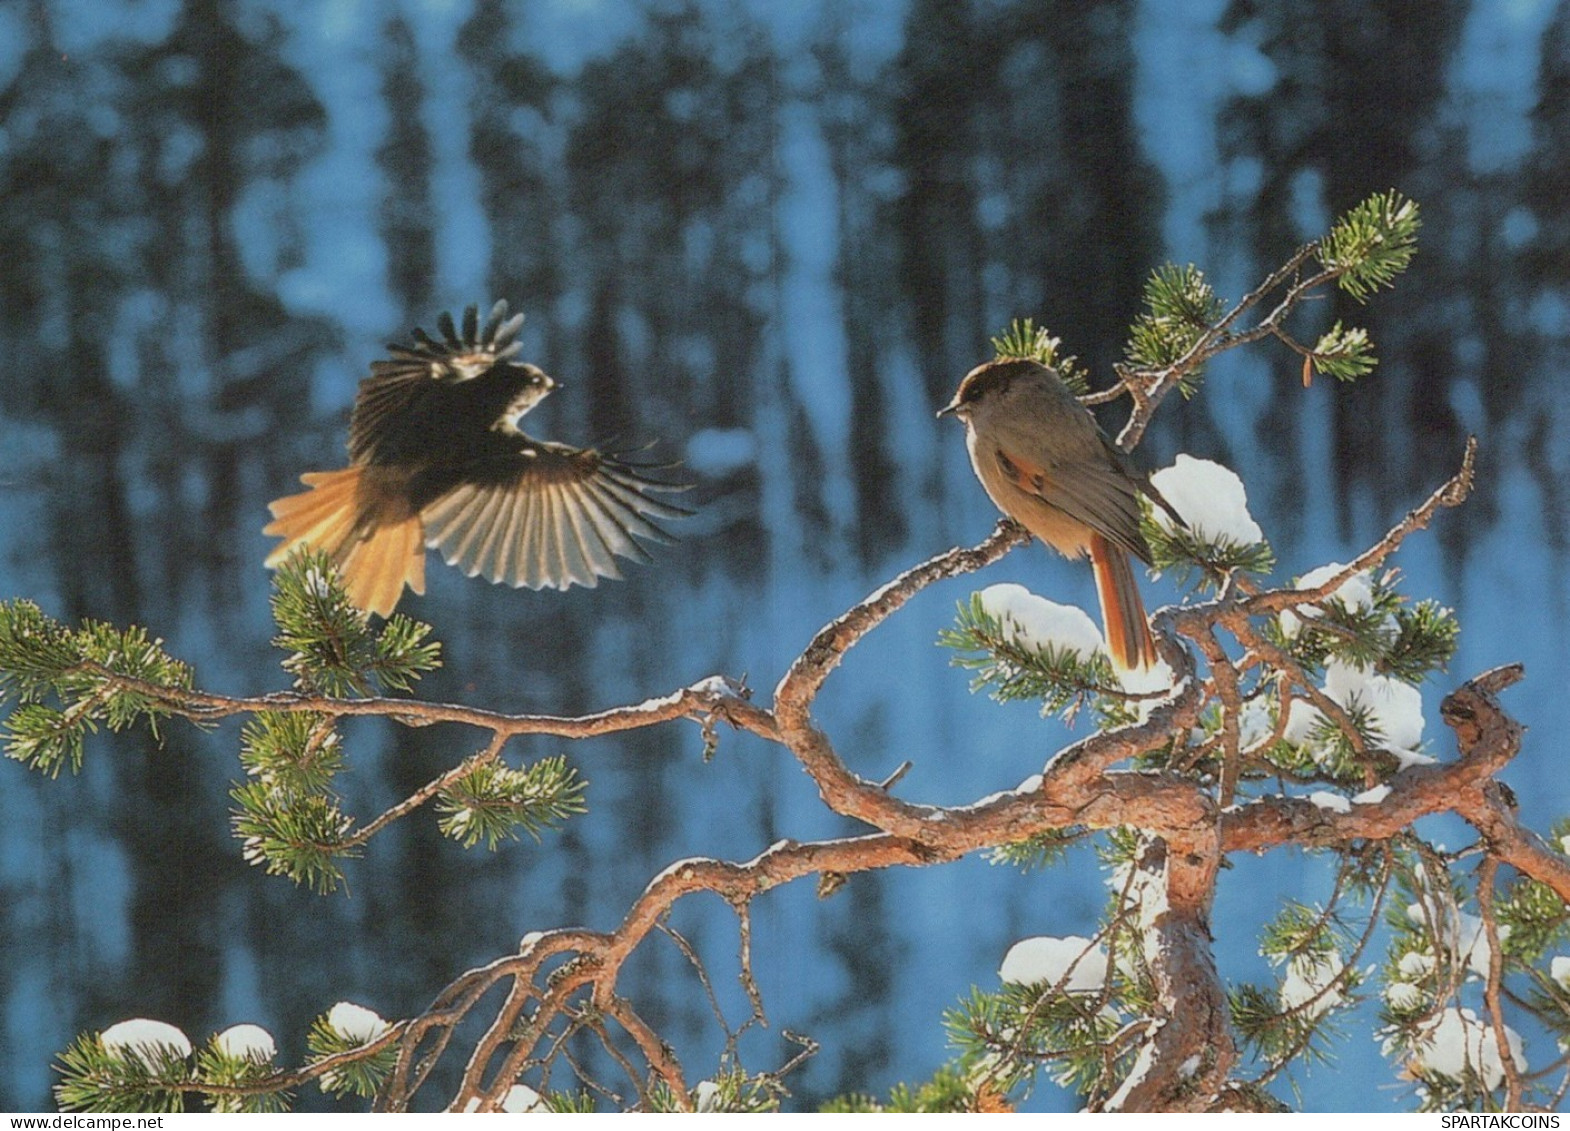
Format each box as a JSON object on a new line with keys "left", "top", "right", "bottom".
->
{"left": 2, "top": 0, "right": 1568, "bottom": 1112}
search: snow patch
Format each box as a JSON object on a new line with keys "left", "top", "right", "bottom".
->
{"left": 1149, "top": 455, "right": 1264, "bottom": 546}
{"left": 1352, "top": 784, "right": 1392, "bottom": 805}
{"left": 101, "top": 1019, "right": 192, "bottom": 1064}
{"left": 999, "top": 935, "right": 1109, "bottom": 993}
{"left": 976, "top": 584, "right": 1105, "bottom": 661}
{"left": 214, "top": 1024, "right": 276, "bottom": 1062}
{"left": 1398, "top": 1007, "right": 1525, "bottom": 1090}
{"left": 1385, "top": 981, "right": 1423, "bottom": 1011}
{"left": 1278, "top": 562, "right": 1377, "bottom": 638}
{"left": 1398, "top": 951, "right": 1436, "bottom": 978}
{"left": 1406, "top": 904, "right": 1508, "bottom": 979}
{"left": 1308, "top": 791, "right": 1351, "bottom": 814}
{"left": 1552, "top": 956, "right": 1570, "bottom": 991}
{"left": 694, "top": 1080, "right": 722, "bottom": 1112}
{"left": 326, "top": 1001, "right": 388, "bottom": 1043}
{"left": 1279, "top": 953, "right": 1345, "bottom": 1019}
{"left": 1325, "top": 661, "right": 1424, "bottom": 751}
{"left": 1237, "top": 697, "right": 1275, "bottom": 747}
{"left": 1282, "top": 661, "right": 1426, "bottom": 758}
{"left": 502, "top": 1084, "right": 547, "bottom": 1113}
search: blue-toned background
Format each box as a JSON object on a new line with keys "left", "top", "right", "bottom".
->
{"left": 2, "top": 0, "right": 1567, "bottom": 1111}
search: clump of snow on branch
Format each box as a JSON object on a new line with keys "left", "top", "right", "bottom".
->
{"left": 693, "top": 1081, "right": 723, "bottom": 1112}
{"left": 1406, "top": 904, "right": 1509, "bottom": 980}
{"left": 326, "top": 1001, "right": 389, "bottom": 1044}
{"left": 100, "top": 1019, "right": 193, "bottom": 1065}
{"left": 1308, "top": 791, "right": 1352, "bottom": 815}
{"left": 1117, "top": 659, "right": 1177, "bottom": 697}
{"left": 214, "top": 1024, "right": 276, "bottom": 1062}
{"left": 1395, "top": 1008, "right": 1525, "bottom": 1090}
{"left": 1282, "top": 660, "right": 1427, "bottom": 759}
{"left": 977, "top": 584, "right": 1105, "bottom": 661}
{"left": 503, "top": 1084, "right": 548, "bottom": 1113}
{"left": 1116, "top": 660, "right": 1181, "bottom": 724}
{"left": 999, "top": 935, "right": 1110, "bottom": 993}
{"left": 1385, "top": 980, "right": 1424, "bottom": 1011}
{"left": 1278, "top": 562, "right": 1378, "bottom": 638}
{"left": 1279, "top": 953, "right": 1346, "bottom": 1019}
{"left": 1552, "top": 956, "right": 1570, "bottom": 991}
{"left": 1149, "top": 455, "right": 1264, "bottom": 546}
{"left": 1399, "top": 951, "right": 1436, "bottom": 978}
{"left": 1237, "top": 697, "right": 1275, "bottom": 747}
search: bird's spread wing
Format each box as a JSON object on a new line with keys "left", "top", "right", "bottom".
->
{"left": 418, "top": 442, "right": 693, "bottom": 591}
{"left": 350, "top": 301, "right": 526, "bottom": 464}
{"left": 994, "top": 445, "right": 1152, "bottom": 564}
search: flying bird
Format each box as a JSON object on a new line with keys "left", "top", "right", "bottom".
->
{"left": 264, "top": 302, "right": 691, "bottom": 615}
{"left": 940, "top": 358, "right": 1180, "bottom": 671}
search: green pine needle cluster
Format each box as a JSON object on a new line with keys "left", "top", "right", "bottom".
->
{"left": 1317, "top": 190, "right": 1421, "bottom": 302}
{"left": 232, "top": 705, "right": 360, "bottom": 894}
{"left": 231, "top": 782, "right": 358, "bottom": 894}
{"left": 270, "top": 550, "right": 441, "bottom": 697}
{"left": 822, "top": 1064, "right": 984, "bottom": 1113}
{"left": 1228, "top": 981, "right": 1338, "bottom": 1070}
{"left": 1232, "top": 901, "right": 1361, "bottom": 1073}
{"left": 1495, "top": 876, "right": 1570, "bottom": 962}
{"left": 195, "top": 1038, "right": 290, "bottom": 1114}
{"left": 1260, "top": 901, "right": 1345, "bottom": 965}
{"left": 1141, "top": 506, "right": 1275, "bottom": 592}
{"left": 436, "top": 756, "right": 588, "bottom": 849}
{"left": 1289, "top": 706, "right": 1375, "bottom": 786}
{"left": 648, "top": 1069, "right": 783, "bottom": 1113}
{"left": 55, "top": 1028, "right": 290, "bottom": 1113}
{"left": 986, "top": 826, "right": 1084, "bottom": 872}
{"left": 939, "top": 593, "right": 1116, "bottom": 719}
{"left": 0, "top": 599, "right": 194, "bottom": 776}
{"left": 240, "top": 711, "right": 346, "bottom": 796}
{"left": 991, "top": 318, "right": 1090, "bottom": 395}
{"left": 1125, "top": 263, "right": 1225, "bottom": 394}
{"left": 305, "top": 1013, "right": 398, "bottom": 1100}
{"left": 1276, "top": 575, "right": 1458, "bottom": 684}
{"left": 54, "top": 1034, "right": 194, "bottom": 1113}
{"left": 947, "top": 980, "right": 1128, "bottom": 1098}
{"left": 1380, "top": 599, "right": 1461, "bottom": 684}
{"left": 1310, "top": 322, "right": 1377, "bottom": 382}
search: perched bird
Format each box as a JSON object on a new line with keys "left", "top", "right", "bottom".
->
{"left": 264, "top": 302, "right": 690, "bottom": 616}
{"left": 939, "top": 358, "right": 1179, "bottom": 671}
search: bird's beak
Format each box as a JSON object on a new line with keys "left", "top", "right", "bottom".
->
{"left": 936, "top": 401, "right": 959, "bottom": 419}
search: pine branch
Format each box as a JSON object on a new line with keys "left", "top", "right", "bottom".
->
{"left": 1317, "top": 190, "right": 1422, "bottom": 302}
{"left": 991, "top": 318, "right": 1091, "bottom": 394}
{"left": 270, "top": 551, "right": 441, "bottom": 696}
{"left": 1111, "top": 191, "right": 1422, "bottom": 450}
{"left": 435, "top": 755, "right": 587, "bottom": 849}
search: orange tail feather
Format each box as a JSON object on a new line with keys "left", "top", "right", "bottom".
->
{"left": 264, "top": 467, "right": 426, "bottom": 617}
{"left": 1090, "top": 534, "right": 1156, "bottom": 672}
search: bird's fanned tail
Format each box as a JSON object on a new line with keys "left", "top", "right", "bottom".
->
{"left": 263, "top": 467, "right": 426, "bottom": 617}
